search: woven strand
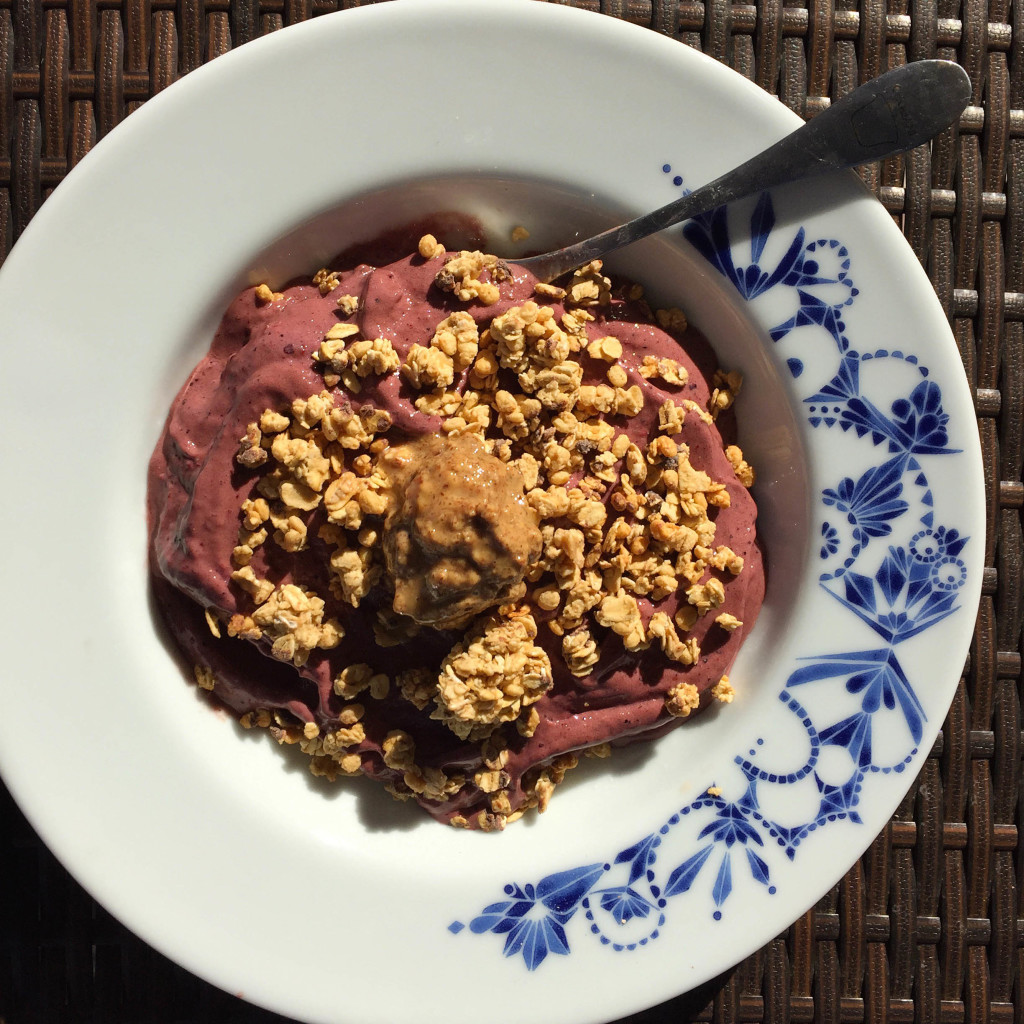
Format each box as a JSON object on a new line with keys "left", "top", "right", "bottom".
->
{"left": 0, "top": 2, "right": 1021, "bottom": 1022}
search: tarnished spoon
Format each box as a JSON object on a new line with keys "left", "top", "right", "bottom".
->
{"left": 517, "top": 60, "right": 971, "bottom": 283}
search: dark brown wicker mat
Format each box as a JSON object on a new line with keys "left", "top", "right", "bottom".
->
{"left": 1, "top": 1, "right": 1020, "bottom": 1021}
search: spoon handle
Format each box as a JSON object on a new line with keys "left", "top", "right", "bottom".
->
{"left": 518, "top": 60, "right": 971, "bottom": 283}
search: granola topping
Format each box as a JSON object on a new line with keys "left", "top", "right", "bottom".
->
{"left": 148, "top": 231, "right": 764, "bottom": 832}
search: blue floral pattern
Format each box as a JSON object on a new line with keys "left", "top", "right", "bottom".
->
{"left": 451, "top": 172, "right": 970, "bottom": 971}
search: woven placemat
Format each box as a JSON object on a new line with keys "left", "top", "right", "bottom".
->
{"left": 1, "top": 1, "right": 1021, "bottom": 1021}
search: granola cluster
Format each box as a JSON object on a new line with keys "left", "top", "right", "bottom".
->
{"left": 434, "top": 608, "right": 552, "bottom": 741}
{"left": 185, "top": 235, "right": 759, "bottom": 830}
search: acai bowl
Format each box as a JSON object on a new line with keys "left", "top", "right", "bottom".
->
{"left": 0, "top": 2, "right": 983, "bottom": 1023}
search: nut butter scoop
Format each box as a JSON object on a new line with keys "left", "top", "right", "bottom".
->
{"left": 379, "top": 433, "right": 542, "bottom": 629}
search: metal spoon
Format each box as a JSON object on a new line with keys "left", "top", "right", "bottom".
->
{"left": 517, "top": 60, "right": 971, "bottom": 283}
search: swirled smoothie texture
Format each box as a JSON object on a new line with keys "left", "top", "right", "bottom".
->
{"left": 148, "top": 232, "right": 764, "bottom": 829}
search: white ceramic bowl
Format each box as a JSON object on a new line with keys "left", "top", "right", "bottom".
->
{"left": 0, "top": 2, "right": 983, "bottom": 1022}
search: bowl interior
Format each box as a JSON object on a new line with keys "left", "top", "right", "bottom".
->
{"left": 155, "top": 172, "right": 810, "bottom": 815}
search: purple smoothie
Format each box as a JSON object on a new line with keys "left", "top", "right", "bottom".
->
{"left": 148, "top": 235, "right": 764, "bottom": 826}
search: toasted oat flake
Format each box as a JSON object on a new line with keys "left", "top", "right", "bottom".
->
{"left": 401, "top": 344, "right": 455, "bottom": 390}
{"left": 595, "top": 591, "right": 648, "bottom": 651}
{"left": 665, "top": 681, "right": 701, "bottom": 718}
{"left": 397, "top": 668, "right": 437, "bottom": 710}
{"left": 193, "top": 664, "right": 216, "bottom": 691}
{"left": 235, "top": 422, "right": 267, "bottom": 469}
{"left": 709, "top": 370, "right": 743, "bottom": 420}
{"left": 711, "top": 545, "right": 745, "bottom": 575}
{"left": 725, "top": 444, "right": 755, "bottom": 487}
{"left": 230, "top": 565, "right": 274, "bottom": 605}
{"left": 250, "top": 584, "right": 343, "bottom": 666}
{"left": 648, "top": 612, "right": 700, "bottom": 665}
{"left": 517, "top": 706, "right": 541, "bottom": 738}
{"left": 566, "top": 261, "right": 611, "bottom": 307}
{"left": 712, "top": 676, "right": 736, "bottom": 703}
{"left": 430, "top": 311, "right": 479, "bottom": 370}
{"left": 369, "top": 673, "right": 391, "bottom": 700}
{"left": 312, "top": 268, "right": 341, "bottom": 295}
{"left": 686, "top": 578, "right": 726, "bottom": 615}
{"left": 333, "top": 662, "right": 375, "bottom": 699}
{"left": 658, "top": 399, "right": 685, "bottom": 436}
{"left": 587, "top": 335, "right": 623, "bottom": 362}
{"left": 606, "top": 364, "right": 629, "bottom": 388}
{"left": 254, "top": 283, "right": 282, "bottom": 304}
{"left": 640, "top": 355, "right": 688, "bottom": 387}
{"left": 434, "top": 250, "right": 509, "bottom": 305}
{"left": 655, "top": 306, "right": 688, "bottom": 332}
{"left": 382, "top": 730, "right": 416, "bottom": 771}
{"left": 417, "top": 233, "right": 445, "bottom": 259}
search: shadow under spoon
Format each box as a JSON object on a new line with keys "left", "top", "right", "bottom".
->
{"left": 516, "top": 60, "right": 971, "bottom": 284}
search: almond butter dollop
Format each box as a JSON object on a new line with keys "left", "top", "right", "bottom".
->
{"left": 379, "top": 434, "right": 542, "bottom": 629}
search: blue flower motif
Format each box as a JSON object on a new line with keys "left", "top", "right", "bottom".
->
{"left": 662, "top": 799, "right": 772, "bottom": 911}
{"left": 682, "top": 193, "right": 854, "bottom": 348}
{"left": 820, "top": 521, "right": 840, "bottom": 558}
{"left": 788, "top": 648, "right": 925, "bottom": 748}
{"left": 468, "top": 864, "right": 605, "bottom": 970}
{"left": 822, "top": 459, "right": 909, "bottom": 544}
{"left": 840, "top": 381, "right": 960, "bottom": 456}
{"left": 613, "top": 833, "right": 660, "bottom": 884}
{"left": 475, "top": 901, "right": 573, "bottom": 970}
{"left": 806, "top": 354, "right": 860, "bottom": 404}
{"left": 814, "top": 775, "right": 863, "bottom": 824}
{"left": 664, "top": 844, "right": 715, "bottom": 897}
{"left": 890, "top": 381, "right": 956, "bottom": 455}
{"left": 840, "top": 396, "right": 894, "bottom": 446}
{"left": 819, "top": 711, "right": 874, "bottom": 767}
{"left": 661, "top": 800, "right": 773, "bottom": 918}
{"left": 598, "top": 886, "right": 654, "bottom": 924}
{"left": 696, "top": 801, "right": 764, "bottom": 849}
{"left": 820, "top": 527, "right": 968, "bottom": 642}
{"left": 846, "top": 657, "right": 916, "bottom": 716}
